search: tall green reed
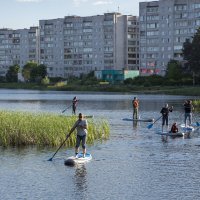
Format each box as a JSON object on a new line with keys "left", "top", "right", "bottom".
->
{"left": 0, "top": 111, "right": 110, "bottom": 147}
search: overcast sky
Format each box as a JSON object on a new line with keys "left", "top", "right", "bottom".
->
{"left": 0, "top": 0, "right": 153, "bottom": 29}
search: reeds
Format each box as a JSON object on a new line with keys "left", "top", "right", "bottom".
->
{"left": 0, "top": 111, "right": 110, "bottom": 147}
{"left": 193, "top": 99, "right": 200, "bottom": 111}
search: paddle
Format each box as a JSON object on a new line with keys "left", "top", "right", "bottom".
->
{"left": 48, "top": 119, "right": 80, "bottom": 161}
{"left": 62, "top": 105, "right": 72, "bottom": 113}
{"left": 147, "top": 116, "right": 162, "bottom": 129}
{"left": 48, "top": 135, "right": 69, "bottom": 161}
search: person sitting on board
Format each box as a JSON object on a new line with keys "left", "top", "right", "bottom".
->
{"left": 183, "top": 100, "right": 194, "bottom": 127}
{"left": 72, "top": 96, "right": 78, "bottom": 115}
{"left": 170, "top": 122, "right": 178, "bottom": 133}
{"left": 160, "top": 103, "right": 173, "bottom": 132}
{"left": 132, "top": 97, "right": 139, "bottom": 120}
{"left": 66, "top": 113, "right": 88, "bottom": 158}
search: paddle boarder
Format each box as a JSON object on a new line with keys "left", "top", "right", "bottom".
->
{"left": 72, "top": 96, "right": 78, "bottom": 115}
{"left": 66, "top": 113, "right": 88, "bottom": 158}
{"left": 183, "top": 100, "right": 194, "bottom": 126}
{"left": 132, "top": 97, "right": 139, "bottom": 119}
{"left": 160, "top": 103, "right": 173, "bottom": 132}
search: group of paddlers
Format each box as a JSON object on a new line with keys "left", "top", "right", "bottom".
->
{"left": 132, "top": 97, "right": 194, "bottom": 133}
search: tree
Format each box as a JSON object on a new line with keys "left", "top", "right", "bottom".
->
{"left": 165, "top": 60, "right": 183, "bottom": 80}
{"left": 22, "top": 62, "right": 37, "bottom": 82}
{"left": 6, "top": 65, "right": 20, "bottom": 82}
{"left": 182, "top": 27, "right": 200, "bottom": 76}
{"left": 22, "top": 62, "right": 47, "bottom": 83}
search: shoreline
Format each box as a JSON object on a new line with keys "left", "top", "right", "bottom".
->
{"left": 0, "top": 83, "right": 200, "bottom": 96}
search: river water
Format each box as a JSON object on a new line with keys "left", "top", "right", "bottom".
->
{"left": 0, "top": 89, "right": 200, "bottom": 200}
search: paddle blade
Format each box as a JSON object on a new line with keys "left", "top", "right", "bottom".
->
{"left": 147, "top": 123, "right": 153, "bottom": 129}
{"left": 48, "top": 157, "right": 53, "bottom": 161}
{"left": 196, "top": 122, "right": 200, "bottom": 126}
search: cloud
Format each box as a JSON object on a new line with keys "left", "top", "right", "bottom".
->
{"left": 73, "top": 0, "right": 113, "bottom": 7}
{"left": 16, "top": 0, "right": 43, "bottom": 2}
{"left": 73, "top": 0, "right": 89, "bottom": 6}
{"left": 93, "top": 0, "right": 113, "bottom": 5}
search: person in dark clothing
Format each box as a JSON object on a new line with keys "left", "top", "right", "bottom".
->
{"left": 183, "top": 100, "right": 194, "bottom": 126}
{"left": 171, "top": 122, "right": 178, "bottom": 133}
{"left": 160, "top": 103, "right": 173, "bottom": 132}
{"left": 72, "top": 96, "right": 78, "bottom": 115}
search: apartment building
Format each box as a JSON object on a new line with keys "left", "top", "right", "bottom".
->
{"left": 39, "top": 18, "right": 64, "bottom": 77}
{"left": 139, "top": 0, "right": 200, "bottom": 76}
{"left": 0, "top": 27, "right": 39, "bottom": 76}
{"left": 0, "top": 13, "right": 139, "bottom": 78}
{"left": 40, "top": 13, "right": 139, "bottom": 78}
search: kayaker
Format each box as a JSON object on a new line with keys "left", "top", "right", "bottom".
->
{"left": 160, "top": 103, "right": 173, "bottom": 132}
{"left": 66, "top": 113, "right": 88, "bottom": 158}
{"left": 132, "top": 97, "right": 139, "bottom": 119}
{"left": 171, "top": 122, "right": 178, "bottom": 133}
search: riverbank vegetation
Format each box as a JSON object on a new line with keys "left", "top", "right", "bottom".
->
{"left": 0, "top": 111, "right": 110, "bottom": 147}
{"left": 193, "top": 99, "right": 200, "bottom": 111}
{"left": 0, "top": 59, "right": 200, "bottom": 96}
{"left": 0, "top": 81, "right": 200, "bottom": 96}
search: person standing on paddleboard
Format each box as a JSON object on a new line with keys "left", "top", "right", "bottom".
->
{"left": 72, "top": 96, "right": 78, "bottom": 115}
{"left": 183, "top": 100, "right": 194, "bottom": 127}
{"left": 66, "top": 113, "right": 88, "bottom": 158}
{"left": 160, "top": 103, "right": 173, "bottom": 132}
{"left": 132, "top": 97, "right": 139, "bottom": 120}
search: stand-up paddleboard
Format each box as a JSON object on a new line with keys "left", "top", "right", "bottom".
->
{"left": 122, "top": 118, "right": 154, "bottom": 122}
{"left": 156, "top": 131, "right": 185, "bottom": 137}
{"left": 64, "top": 153, "right": 92, "bottom": 166}
{"left": 67, "top": 115, "right": 94, "bottom": 118}
{"left": 180, "top": 124, "right": 194, "bottom": 132}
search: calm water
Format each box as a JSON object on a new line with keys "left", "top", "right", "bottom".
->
{"left": 0, "top": 89, "right": 200, "bottom": 200}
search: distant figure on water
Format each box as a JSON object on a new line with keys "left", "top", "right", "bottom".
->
{"left": 132, "top": 97, "right": 139, "bottom": 119}
{"left": 66, "top": 113, "right": 88, "bottom": 158}
{"left": 170, "top": 122, "right": 178, "bottom": 133}
{"left": 160, "top": 103, "right": 173, "bottom": 132}
{"left": 72, "top": 96, "right": 78, "bottom": 115}
{"left": 183, "top": 100, "right": 194, "bottom": 127}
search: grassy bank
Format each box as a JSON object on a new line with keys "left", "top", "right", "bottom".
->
{"left": 0, "top": 111, "right": 110, "bottom": 147}
{"left": 0, "top": 83, "right": 200, "bottom": 96}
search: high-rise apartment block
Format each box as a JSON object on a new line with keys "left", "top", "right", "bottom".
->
{"left": 0, "top": 27, "right": 39, "bottom": 76}
{"left": 0, "top": 13, "right": 139, "bottom": 78}
{"left": 139, "top": 0, "right": 200, "bottom": 75}
{"left": 39, "top": 13, "right": 139, "bottom": 78}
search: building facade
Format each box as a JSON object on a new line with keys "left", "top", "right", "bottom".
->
{"left": 39, "top": 13, "right": 139, "bottom": 78}
{"left": 0, "top": 27, "right": 39, "bottom": 76}
{"left": 0, "top": 13, "right": 139, "bottom": 79}
{"left": 139, "top": 0, "right": 200, "bottom": 76}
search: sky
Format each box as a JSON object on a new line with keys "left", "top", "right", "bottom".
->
{"left": 0, "top": 0, "right": 152, "bottom": 29}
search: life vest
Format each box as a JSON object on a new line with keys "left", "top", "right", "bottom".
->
{"left": 133, "top": 100, "right": 139, "bottom": 108}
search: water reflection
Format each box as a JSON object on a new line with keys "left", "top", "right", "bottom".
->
{"left": 132, "top": 121, "right": 138, "bottom": 131}
{"left": 73, "top": 164, "right": 88, "bottom": 197}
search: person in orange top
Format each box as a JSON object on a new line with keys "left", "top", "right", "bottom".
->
{"left": 132, "top": 97, "right": 139, "bottom": 120}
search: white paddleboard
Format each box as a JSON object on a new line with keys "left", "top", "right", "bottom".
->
{"left": 180, "top": 124, "right": 194, "bottom": 132}
{"left": 66, "top": 152, "right": 92, "bottom": 164}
